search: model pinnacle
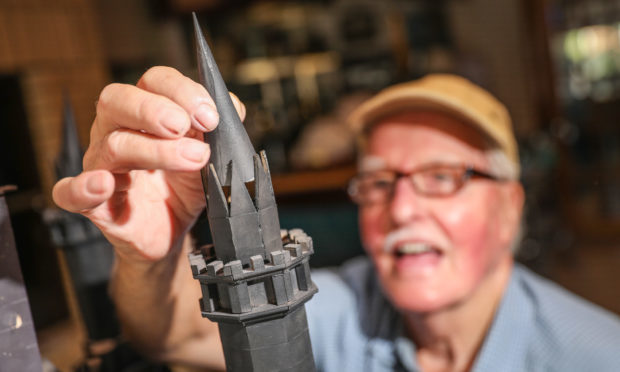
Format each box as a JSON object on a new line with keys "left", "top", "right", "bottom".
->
{"left": 56, "top": 92, "right": 83, "bottom": 179}
{"left": 188, "top": 14, "right": 318, "bottom": 372}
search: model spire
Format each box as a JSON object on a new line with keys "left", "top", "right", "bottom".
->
{"left": 193, "top": 13, "right": 256, "bottom": 185}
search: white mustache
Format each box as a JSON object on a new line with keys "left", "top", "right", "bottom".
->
{"left": 383, "top": 226, "right": 417, "bottom": 253}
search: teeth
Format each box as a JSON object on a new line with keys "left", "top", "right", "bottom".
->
{"left": 398, "top": 243, "right": 433, "bottom": 255}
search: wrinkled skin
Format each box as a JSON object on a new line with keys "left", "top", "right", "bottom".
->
{"left": 53, "top": 66, "right": 245, "bottom": 263}
{"left": 359, "top": 111, "right": 524, "bottom": 313}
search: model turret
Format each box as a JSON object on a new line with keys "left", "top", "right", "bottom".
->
{"left": 189, "top": 14, "right": 317, "bottom": 372}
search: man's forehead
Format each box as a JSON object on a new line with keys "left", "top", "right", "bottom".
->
{"left": 359, "top": 111, "right": 492, "bottom": 172}
{"left": 365, "top": 110, "right": 492, "bottom": 152}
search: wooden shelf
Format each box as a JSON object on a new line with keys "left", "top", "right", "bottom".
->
{"left": 271, "top": 165, "right": 357, "bottom": 196}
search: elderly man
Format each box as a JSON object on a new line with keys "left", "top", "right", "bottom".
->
{"left": 53, "top": 68, "right": 620, "bottom": 371}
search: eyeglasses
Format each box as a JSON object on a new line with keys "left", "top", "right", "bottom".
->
{"left": 348, "top": 164, "right": 503, "bottom": 205}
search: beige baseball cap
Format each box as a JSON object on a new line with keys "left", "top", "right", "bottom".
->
{"left": 347, "top": 74, "right": 519, "bottom": 174}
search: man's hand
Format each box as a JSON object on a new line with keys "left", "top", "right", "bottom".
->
{"left": 52, "top": 66, "right": 245, "bottom": 263}
{"left": 51, "top": 66, "right": 242, "bottom": 368}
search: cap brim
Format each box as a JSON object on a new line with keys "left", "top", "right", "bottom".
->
{"left": 347, "top": 86, "right": 518, "bottom": 165}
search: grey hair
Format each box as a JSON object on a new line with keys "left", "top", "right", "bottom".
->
{"left": 484, "top": 147, "right": 524, "bottom": 254}
{"left": 484, "top": 147, "right": 520, "bottom": 181}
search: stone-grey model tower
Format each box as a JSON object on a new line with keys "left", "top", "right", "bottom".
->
{"left": 47, "top": 96, "right": 172, "bottom": 371}
{"left": 46, "top": 95, "right": 118, "bottom": 342}
{"left": 188, "top": 15, "right": 318, "bottom": 372}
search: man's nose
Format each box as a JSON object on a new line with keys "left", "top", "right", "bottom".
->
{"left": 389, "top": 177, "right": 427, "bottom": 225}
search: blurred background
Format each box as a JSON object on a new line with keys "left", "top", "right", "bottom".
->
{"left": 0, "top": 0, "right": 619, "bottom": 370}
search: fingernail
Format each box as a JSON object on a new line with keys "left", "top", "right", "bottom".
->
{"left": 180, "top": 139, "right": 208, "bottom": 162}
{"left": 161, "top": 108, "right": 188, "bottom": 135}
{"left": 193, "top": 104, "right": 219, "bottom": 131}
{"left": 86, "top": 173, "right": 106, "bottom": 194}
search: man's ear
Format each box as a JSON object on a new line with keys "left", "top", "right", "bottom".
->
{"left": 499, "top": 182, "right": 525, "bottom": 244}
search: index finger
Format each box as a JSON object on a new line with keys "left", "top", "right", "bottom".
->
{"left": 93, "top": 83, "right": 192, "bottom": 141}
{"left": 137, "top": 66, "right": 220, "bottom": 132}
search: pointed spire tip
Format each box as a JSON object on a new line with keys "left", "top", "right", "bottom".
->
{"left": 194, "top": 16, "right": 256, "bottom": 184}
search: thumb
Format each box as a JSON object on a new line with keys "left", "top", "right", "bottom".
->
{"left": 52, "top": 170, "right": 115, "bottom": 214}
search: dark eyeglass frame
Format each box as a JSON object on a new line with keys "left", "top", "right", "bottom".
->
{"left": 347, "top": 163, "right": 505, "bottom": 205}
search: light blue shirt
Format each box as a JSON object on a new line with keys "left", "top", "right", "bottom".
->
{"left": 306, "top": 256, "right": 620, "bottom": 371}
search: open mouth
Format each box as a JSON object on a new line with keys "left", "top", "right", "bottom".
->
{"left": 394, "top": 242, "right": 442, "bottom": 258}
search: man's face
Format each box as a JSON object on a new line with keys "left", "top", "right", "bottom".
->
{"left": 359, "top": 111, "right": 523, "bottom": 313}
